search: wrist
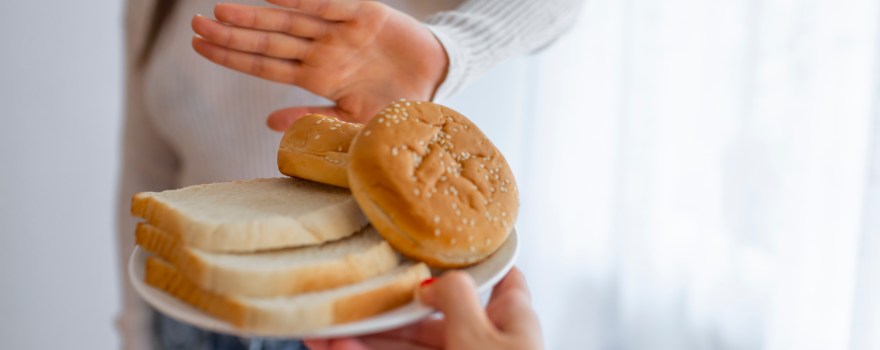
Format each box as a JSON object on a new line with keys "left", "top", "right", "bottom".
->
{"left": 423, "top": 24, "right": 463, "bottom": 102}
{"left": 412, "top": 25, "right": 449, "bottom": 102}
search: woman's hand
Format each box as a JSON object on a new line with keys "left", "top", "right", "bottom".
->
{"left": 304, "top": 267, "right": 544, "bottom": 350}
{"left": 191, "top": 0, "right": 449, "bottom": 130}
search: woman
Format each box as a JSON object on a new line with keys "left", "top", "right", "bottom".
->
{"left": 117, "top": 0, "right": 580, "bottom": 348}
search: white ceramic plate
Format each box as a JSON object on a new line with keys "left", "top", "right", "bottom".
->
{"left": 129, "top": 229, "right": 518, "bottom": 339}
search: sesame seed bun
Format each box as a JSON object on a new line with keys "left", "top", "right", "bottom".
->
{"left": 348, "top": 101, "right": 518, "bottom": 268}
{"left": 278, "top": 114, "right": 362, "bottom": 188}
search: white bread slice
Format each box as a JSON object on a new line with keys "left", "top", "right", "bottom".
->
{"left": 131, "top": 178, "right": 368, "bottom": 252}
{"left": 136, "top": 223, "right": 399, "bottom": 297}
{"left": 145, "top": 257, "right": 431, "bottom": 333}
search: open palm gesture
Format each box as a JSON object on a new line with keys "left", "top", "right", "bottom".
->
{"left": 192, "top": 0, "right": 449, "bottom": 130}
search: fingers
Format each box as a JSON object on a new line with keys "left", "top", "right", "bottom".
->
{"left": 215, "top": 3, "right": 329, "bottom": 38}
{"left": 485, "top": 268, "right": 541, "bottom": 335}
{"left": 490, "top": 267, "right": 531, "bottom": 303}
{"left": 417, "top": 271, "right": 492, "bottom": 335}
{"left": 266, "top": 0, "right": 360, "bottom": 21}
{"left": 193, "top": 15, "right": 313, "bottom": 60}
{"left": 267, "top": 106, "right": 348, "bottom": 131}
{"left": 192, "top": 37, "right": 302, "bottom": 85}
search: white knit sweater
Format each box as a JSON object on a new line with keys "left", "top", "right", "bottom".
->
{"left": 117, "top": 0, "right": 581, "bottom": 348}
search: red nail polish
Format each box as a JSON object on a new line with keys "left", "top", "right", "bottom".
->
{"left": 420, "top": 277, "right": 436, "bottom": 288}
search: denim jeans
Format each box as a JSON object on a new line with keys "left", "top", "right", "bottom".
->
{"left": 153, "top": 311, "right": 306, "bottom": 350}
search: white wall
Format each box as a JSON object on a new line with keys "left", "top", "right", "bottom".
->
{"left": 0, "top": 1, "right": 123, "bottom": 349}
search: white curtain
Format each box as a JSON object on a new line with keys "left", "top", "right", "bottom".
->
{"left": 452, "top": 0, "right": 880, "bottom": 349}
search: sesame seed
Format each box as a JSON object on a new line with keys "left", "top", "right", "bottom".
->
{"left": 451, "top": 238, "right": 457, "bottom": 244}
{"left": 337, "top": 146, "right": 343, "bottom": 152}
{"left": 414, "top": 188, "right": 420, "bottom": 196}
{"left": 433, "top": 215, "right": 440, "bottom": 224}
{"left": 502, "top": 211, "right": 507, "bottom": 217}
{"left": 470, "top": 219, "right": 476, "bottom": 226}
{"left": 469, "top": 245, "right": 476, "bottom": 252}
{"left": 434, "top": 229, "right": 441, "bottom": 237}
{"left": 461, "top": 218, "right": 468, "bottom": 225}
{"left": 315, "top": 135, "right": 321, "bottom": 140}
{"left": 364, "top": 130, "right": 372, "bottom": 136}
{"left": 455, "top": 210, "right": 462, "bottom": 216}
{"left": 486, "top": 238, "right": 492, "bottom": 245}
{"left": 392, "top": 147, "right": 399, "bottom": 156}
{"left": 316, "top": 120, "right": 323, "bottom": 124}
{"left": 468, "top": 235, "right": 474, "bottom": 242}
{"left": 456, "top": 226, "right": 462, "bottom": 232}
{"left": 378, "top": 117, "right": 384, "bottom": 123}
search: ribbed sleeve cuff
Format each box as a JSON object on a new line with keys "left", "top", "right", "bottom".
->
{"left": 426, "top": 24, "right": 467, "bottom": 103}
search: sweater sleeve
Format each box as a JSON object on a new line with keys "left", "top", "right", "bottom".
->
{"left": 115, "top": 1, "right": 180, "bottom": 349}
{"left": 425, "top": 0, "right": 584, "bottom": 101}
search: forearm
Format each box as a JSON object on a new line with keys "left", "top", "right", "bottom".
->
{"left": 425, "top": 0, "right": 585, "bottom": 100}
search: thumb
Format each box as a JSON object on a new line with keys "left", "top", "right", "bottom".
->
{"left": 418, "top": 271, "right": 492, "bottom": 334}
{"left": 266, "top": 106, "right": 350, "bottom": 132}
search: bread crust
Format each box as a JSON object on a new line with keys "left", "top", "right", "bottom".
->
{"left": 348, "top": 101, "right": 518, "bottom": 268}
{"left": 131, "top": 178, "right": 368, "bottom": 252}
{"left": 145, "top": 257, "right": 249, "bottom": 327}
{"left": 136, "top": 223, "right": 399, "bottom": 297}
{"left": 144, "top": 257, "right": 430, "bottom": 333}
{"left": 278, "top": 114, "right": 363, "bottom": 188}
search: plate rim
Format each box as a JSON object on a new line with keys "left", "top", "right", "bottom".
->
{"left": 129, "top": 228, "right": 519, "bottom": 339}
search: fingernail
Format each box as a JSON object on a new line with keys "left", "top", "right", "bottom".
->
{"left": 420, "top": 277, "right": 437, "bottom": 288}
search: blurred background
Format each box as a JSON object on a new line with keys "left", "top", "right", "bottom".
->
{"left": 1, "top": 0, "right": 878, "bottom": 349}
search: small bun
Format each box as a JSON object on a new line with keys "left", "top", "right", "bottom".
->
{"left": 278, "top": 114, "right": 362, "bottom": 188}
{"left": 348, "top": 100, "right": 518, "bottom": 268}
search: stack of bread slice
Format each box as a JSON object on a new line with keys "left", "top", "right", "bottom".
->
{"left": 131, "top": 178, "right": 430, "bottom": 333}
